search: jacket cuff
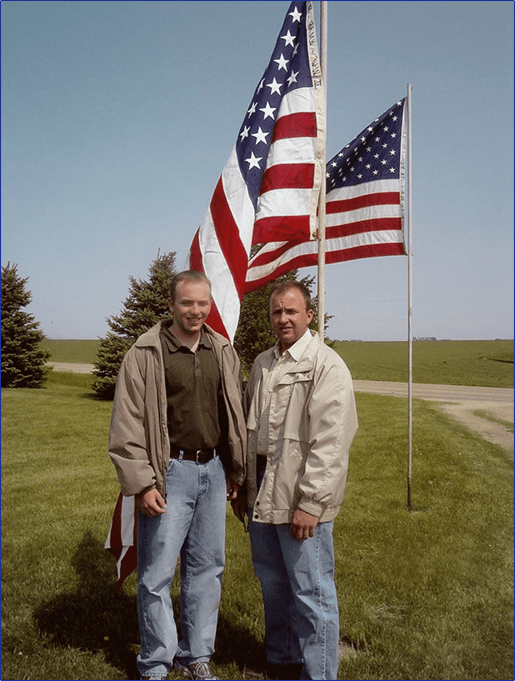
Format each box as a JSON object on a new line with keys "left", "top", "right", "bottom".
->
{"left": 297, "top": 497, "right": 324, "bottom": 518}
{"left": 135, "top": 484, "right": 156, "bottom": 498}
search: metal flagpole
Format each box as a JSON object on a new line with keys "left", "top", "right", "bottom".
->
{"left": 406, "top": 83, "right": 414, "bottom": 510}
{"left": 317, "top": 1, "right": 328, "bottom": 339}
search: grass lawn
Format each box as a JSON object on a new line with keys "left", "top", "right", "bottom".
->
{"left": 42, "top": 338, "right": 514, "bottom": 388}
{"left": 1, "top": 372, "right": 513, "bottom": 680}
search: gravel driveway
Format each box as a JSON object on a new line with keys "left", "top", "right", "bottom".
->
{"left": 354, "top": 380, "right": 514, "bottom": 452}
{"left": 49, "top": 364, "right": 514, "bottom": 452}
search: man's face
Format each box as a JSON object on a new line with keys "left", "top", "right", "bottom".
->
{"left": 168, "top": 280, "right": 212, "bottom": 336}
{"left": 270, "top": 287, "right": 314, "bottom": 351}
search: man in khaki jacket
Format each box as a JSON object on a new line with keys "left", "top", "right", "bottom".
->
{"left": 109, "top": 270, "right": 246, "bottom": 681}
{"left": 238, "top": 280, "right": 358, "bottom": 681}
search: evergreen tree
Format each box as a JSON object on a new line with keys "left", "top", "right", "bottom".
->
{"left": 92, "top": 251, "right": 177, "bottom": 400}
{"left": 1, "top": 262, "right": 51, "bottom": 388}
{"left": 234, "top": 270, "right": 332, "bottom": 377}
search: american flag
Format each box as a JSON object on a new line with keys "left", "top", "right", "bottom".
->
{"left": 245, "top": 98, "right": 407, "bottom": 290}
{"left": 188, "top": 1, "right": 324, "bottom": 341}
{"left": 104, "top": 492, "right": 137, "bottom": 592}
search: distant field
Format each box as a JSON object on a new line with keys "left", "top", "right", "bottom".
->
{"left": 333, "top": 339, "right": 513, "bottom": 387}
{"left": 43, "top": 338, "right": 514, "bottom": 388}
{"left": 41, "top": 339, "right": 101, "bottom": 364}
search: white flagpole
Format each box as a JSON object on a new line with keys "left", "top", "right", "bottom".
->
{"left": 317, "top": 1, "right": 328, "bottom": 339}
{"left": 407, "top": 83, "right": 414, "bottom": 510}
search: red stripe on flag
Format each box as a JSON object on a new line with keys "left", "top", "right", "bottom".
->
{"left": 328, "top": 242, "right": 406, "bottom": 263}
{"left": 272, "top": 112, "right": 317, "bottom": 141}
{"left": 210, "top": 179, "right": 249, "bottom": 298}
{"left": 326, "top": 192, "right": 400, "bottom": 214}
{"left": 189, "top": 230, "right": 203, "bottom": 271}
{"left": 328, "top": 217, "right": 402, "bottom": 238}
{"left": 259, "top": 163, "right": 315, "bottom": 195}
{"left": 205, "top": 299, "right": 229, "bottom": 338}
{"left": 253, "top": 216, "right": 311, "bottom": 245}
{"left": 110, "top": 492, "right": 123, "bottom": 551}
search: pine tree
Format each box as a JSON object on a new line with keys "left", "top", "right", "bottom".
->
{"left": 1, "top": 262, "right": 51, "bottom": 388}
{"left": 92, "top": 251, "right": 177, "bottom": 400}
{"left": 234, "top": 270, "right": 332, "bottom": 377}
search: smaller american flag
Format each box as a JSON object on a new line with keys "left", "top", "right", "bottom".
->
{"left": 104, "top": 492, "right": 138, "bottom": 592}
{"left": 245, "top": 98, "right": 407, "bottom": 290}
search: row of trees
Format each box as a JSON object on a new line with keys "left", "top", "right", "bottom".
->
{"left": 1, "top": 253, "right": 328, "bottom": 397}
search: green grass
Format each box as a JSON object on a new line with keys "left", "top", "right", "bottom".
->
{"left": 41, "top": 339, "right": 101, "bottom": 364}
{"left": 1, "top": 373, "right": 513, "bottom": 680}
{"left": 333, "top": 339, "right": 514, "bottom": 387}
{"left": 42, "top": 338, "right": 514, "bottom": 388}
{"left": 473, "top": 410, "right": 515, "bottom": 433}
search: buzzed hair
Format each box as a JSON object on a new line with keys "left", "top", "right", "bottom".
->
{"left": 269, "top": 280, "right": 312, "bottom": 311}
{"left": 169, "top": 270, "right": 212, "bottom": 302}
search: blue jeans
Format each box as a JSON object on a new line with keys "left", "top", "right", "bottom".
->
{"left": 136, "top": 454, "right": 227, "bottom": 678}
{"left": 249, "top": 516, "right": 339, "bottom": 680}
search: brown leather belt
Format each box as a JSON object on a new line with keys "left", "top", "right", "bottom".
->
{"left": 170, "top": 446, "right": 215, "bottom": 464}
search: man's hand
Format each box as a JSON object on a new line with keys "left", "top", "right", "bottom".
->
{"left": 230, "top": 492, "right": 248, "bottom": 524}
{"left": 290, "top": 508, "right": 318, "bottom": 541}
{"left": 226, "top": 478, "right": 240, "bottom": 501}
{"left": 136, "top": 488, "right": 167, "bottom": 517}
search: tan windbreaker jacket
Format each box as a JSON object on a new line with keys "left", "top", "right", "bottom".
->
{"left": 245, "top": 332, "right": 358, "bottom": 524}
{"left": 108, "top": 321, "right": 246, "bottom": 498}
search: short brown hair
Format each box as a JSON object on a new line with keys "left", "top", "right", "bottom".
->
{"left": 169, "top": 270, "right": 212, "bottom": 302}
{"left": 269, "top": 280, "right": 312, "bottom": 311}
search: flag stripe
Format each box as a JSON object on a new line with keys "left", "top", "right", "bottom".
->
{"left": 260, "top": 163, "right": 315, "bottom": 194}
{"left": 253, "top": 215, "right": 312, "bottom": 245}
{"left": 326, "top": 191, "right": 400, "bottom": 214}
{"left": 104, "top": 493, "right": 138, "bottom": 591}
{"left": 210, "top": 177, "right": 249, "bottom": 298}
{"left": 272, "top": 111, "right": 317, "bottom": 141}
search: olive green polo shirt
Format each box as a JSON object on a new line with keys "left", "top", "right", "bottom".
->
{"left": 160, "top": 324, "right": 221, "bottom": 450}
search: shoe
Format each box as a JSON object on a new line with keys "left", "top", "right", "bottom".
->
{"left": 174, "top": 658, "right": 220, "bottom": 680}
{"left": 266, "top": 662, "right": 303, "bottom": 680}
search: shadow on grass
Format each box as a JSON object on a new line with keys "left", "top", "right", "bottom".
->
{"left": 34, "top": 531, "right": 140, "bottom": 679}
{"left": 34, "top": 531, "right": 265, "bottom": 679}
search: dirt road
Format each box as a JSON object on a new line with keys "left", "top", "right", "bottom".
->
{"left": 354, "top": 380, "right": 513, "bottom": 452}
{"left": 49, "top": 364, "right": 513, "bottom": 451}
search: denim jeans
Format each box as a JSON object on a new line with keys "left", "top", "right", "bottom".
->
{"left": 136, "top": 454, "right": 227, "bottom": 678}
{"left": 249, "top": 515, "right": 339, "bottom": 680}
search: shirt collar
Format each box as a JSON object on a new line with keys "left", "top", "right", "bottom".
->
{"left": 274, "top": 328, "right": 313, "bottom": 362}
{"left": 161, "top": 324, "right": 211, "bottom": 352}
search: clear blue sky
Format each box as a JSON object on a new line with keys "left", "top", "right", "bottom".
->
{"left": 2, "top": 0, "right": 513, "bottom": 341}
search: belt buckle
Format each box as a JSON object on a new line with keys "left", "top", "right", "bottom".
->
{"left": 195, "top": 449, "right": 202, "bottom": 464}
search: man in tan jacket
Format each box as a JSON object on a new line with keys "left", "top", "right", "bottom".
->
{"left": 109, "top": 270, "right": 246, "bottom": 681}
{"left": 238, "top": 280, "right": 358, "bottom": 681}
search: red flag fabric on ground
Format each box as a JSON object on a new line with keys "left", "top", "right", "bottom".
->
{"left": 245, "top": 98, "right": 407, "bottom": 291}
{"left": 188, "top": 1, "right": 324, "bottom": 340}
{"left": 104, "top": 492, "right": 138, "bottom": 591}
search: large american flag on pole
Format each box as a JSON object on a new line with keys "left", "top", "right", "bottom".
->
{"left": 245, "top": 98, "right": 407, "bottom": 291}
{"left": 188, "top": 0, "right": 324, "bottom": 341}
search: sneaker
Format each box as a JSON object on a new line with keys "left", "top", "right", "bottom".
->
{"left": 174, "top": 658, "right": 220, "bottom": 680}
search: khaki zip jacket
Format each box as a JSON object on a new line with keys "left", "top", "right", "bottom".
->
{"left": 245, "top": 332, "right": 358, "bottom": 524}
{"left": 108, "top": 321, "right": 246, "bottom": 498}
